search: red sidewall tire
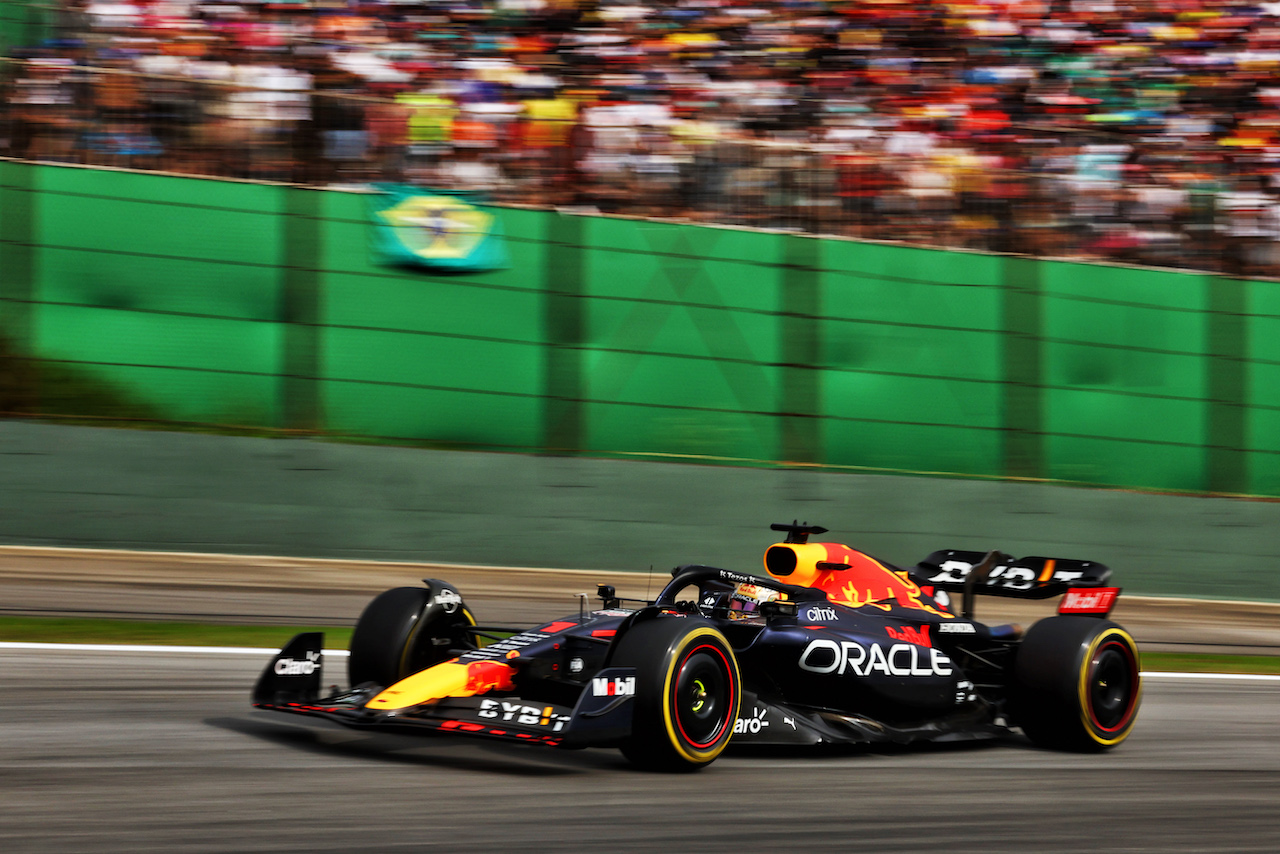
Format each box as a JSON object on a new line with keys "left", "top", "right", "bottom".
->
{"left": 612, "top": 617, "right": 741, "bottom": 771}
{"left": 1014, "top": 616, "right": 1142, "bottom": 751}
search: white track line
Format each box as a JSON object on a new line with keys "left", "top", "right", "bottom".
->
{"left": 3, "top": 642, "right": 1280, "bottom": 680}
{"left": 1140, "top": 671, "right": 1280, "bottom": 681}
{"left": 0, "top": 641, "right": 348, "bottom": 656}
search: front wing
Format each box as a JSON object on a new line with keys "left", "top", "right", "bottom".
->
{"left": 251, "top": 633, "right": 635, "bottom": 748}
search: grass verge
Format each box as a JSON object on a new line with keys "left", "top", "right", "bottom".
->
{"left": 0, "top": 617, "right": 352, "bottom": 649}
{"left": 1140, "top": 651, "right": 1280, "bottom": 675}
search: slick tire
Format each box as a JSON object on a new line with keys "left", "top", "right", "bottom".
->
{"left": 347, "top": 583, "right": 476, "bottom": 690}
{"left": 611, "top": 617, "right": 741, "bottom": 772}
{"left": 1013, "top": 616, "right": 1142, "bottom": 751}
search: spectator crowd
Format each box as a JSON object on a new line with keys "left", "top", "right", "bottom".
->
{"left": 6, "top": 0, "right": 1280, "bottom": 275}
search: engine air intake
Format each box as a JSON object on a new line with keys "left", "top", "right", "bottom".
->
{"left": 765, "top": 545, "right": 798, "bottom": 577}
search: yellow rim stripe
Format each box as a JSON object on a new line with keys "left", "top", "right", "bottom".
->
{"left": 660, "top": 626, "right": 741, "bottom": 764}
{"left": 1076, "top": 626, "right": 1142, "bottom": 746}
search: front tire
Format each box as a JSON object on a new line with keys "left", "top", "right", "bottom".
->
{"left": 611, "top": 617, "right": 741, "bottom": 771}
{"left": 347, "top": 582, "right": 476, "bottom": 689}
{"left": 1013, "top": 616, "right": 1142, "bottom": 751}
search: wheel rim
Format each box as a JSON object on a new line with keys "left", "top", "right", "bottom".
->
{"left": 1088, "top": 639, "right": 1138, "bottom": 732}
{"left": 672, "top": 645, "right": 732, "bottom": 749}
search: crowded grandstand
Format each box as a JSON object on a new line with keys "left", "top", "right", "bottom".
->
{"left": 4, "top": 0, "right": 1280, "bottom": 274}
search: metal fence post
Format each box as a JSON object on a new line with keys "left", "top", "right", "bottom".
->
{"left": 0, "top": 159, "right": 37, "bottom": 414}
{"left": 542, "top": 211, "right": 584, "bottom": 454}
{"left": 1206, "top": 275, "right": 1249, "bottom": 494}
{"left": 779, "top": 234, "right": 822, "bottom": 464}
{"left": 1001, "top": 255, "right": 1044, "bottom": 480}
{"left": 279, "top": 185, "right": 323, "bottom": 432}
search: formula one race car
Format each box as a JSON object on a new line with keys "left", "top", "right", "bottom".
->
{"left": 252, "top": 523, "right": 1142, "bottom": 771}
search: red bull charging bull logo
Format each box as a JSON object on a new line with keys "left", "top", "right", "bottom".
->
{"left": 765, "top": 541, "right": 951, "bottom": 618}
{"left": 465, "top": 660, "right": 516, "bottom": 694}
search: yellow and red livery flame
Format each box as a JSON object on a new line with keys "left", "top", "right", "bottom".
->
{"left": 764, "top": 541, "right": 951, "bottom": 617}
{"left": 366, "top": 659, "right": 516, "bottom": 712}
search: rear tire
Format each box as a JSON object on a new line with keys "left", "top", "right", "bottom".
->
{"left": 347, "top": 583, "right": 476, "bottom": 689}
{"left": 1013, "top": 616, "right": 1142, "bottom": 751}
{"left": 612, "top": 617, "right": 741, "bottom": 771}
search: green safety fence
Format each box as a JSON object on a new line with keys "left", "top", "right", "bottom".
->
{"left": 1, "top": 159, "right": 1277, "bottom": 497}
{"left": 0, "top": 2, "right": 52, "bottom": 56}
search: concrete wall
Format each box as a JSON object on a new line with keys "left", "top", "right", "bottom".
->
{"left": 1, "top": 420, "right": 1276, "bottom": 602}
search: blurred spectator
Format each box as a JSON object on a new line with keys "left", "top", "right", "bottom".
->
{"left": 5, "top": 0, "right": 1280, "bottom": 275}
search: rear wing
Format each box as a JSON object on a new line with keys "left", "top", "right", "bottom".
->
{"left": 915, "top": 550, "right": 1112, "bottom": 616}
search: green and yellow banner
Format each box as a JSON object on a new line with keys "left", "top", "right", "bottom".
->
{"left": 370, "top": 185, "right": 509, "bottom": 273}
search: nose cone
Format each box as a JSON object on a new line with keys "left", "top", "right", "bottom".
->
{"left": 367, "top": 659, "right": 516, "bottom": 711}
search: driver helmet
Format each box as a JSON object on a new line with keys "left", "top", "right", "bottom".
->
{"left": 728, "top": 582, "right": 779, "bottom": 620}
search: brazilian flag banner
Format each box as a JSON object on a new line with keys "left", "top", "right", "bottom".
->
{"left": 370, "top": 184, "right": 510, "bottom": 273}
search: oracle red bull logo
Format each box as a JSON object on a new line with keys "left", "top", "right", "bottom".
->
{"left": 799, "top": 639, "right": 953, "bottom": 678}
{"left": 884, "top": 624, "right": 932, "bottom": 648}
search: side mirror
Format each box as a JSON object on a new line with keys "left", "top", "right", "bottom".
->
{"left": 759, "top": 600, "right": 799, "bottom": 619}
{"left": 597, "top": 584, "right": 620, "bottom": 609}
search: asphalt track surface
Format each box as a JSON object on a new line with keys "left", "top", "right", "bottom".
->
{"left": 0, "top": 645, "right": 1277, "bottom": 854}
{"left": 3, "top": 549, "right": 1280, "bottom": 853}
